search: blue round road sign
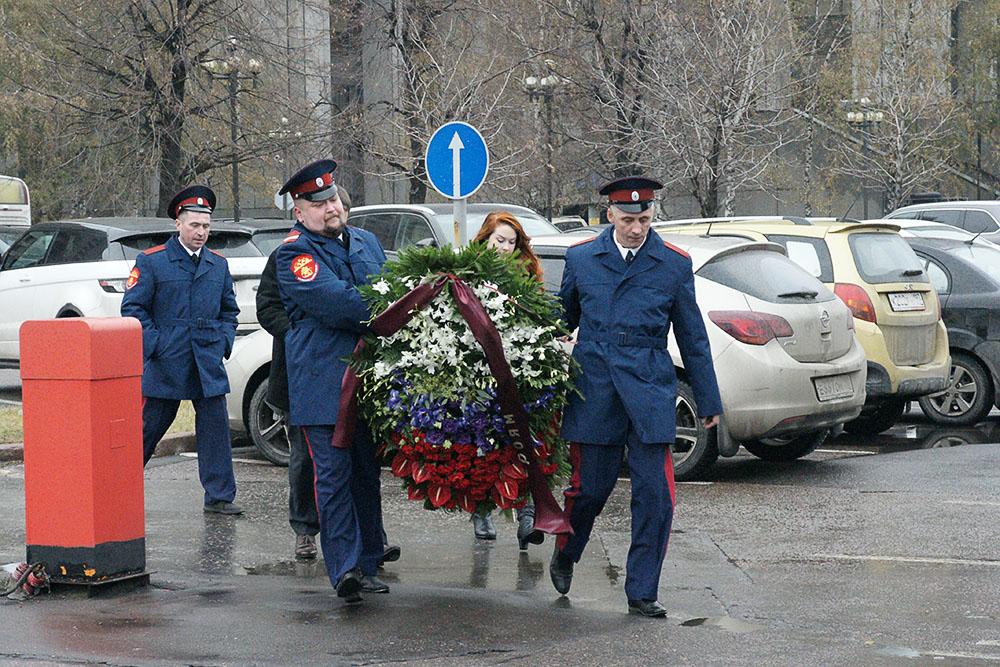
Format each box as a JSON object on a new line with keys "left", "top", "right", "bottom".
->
{"left": 425, "top": 122, "right": 489, "bottom": 200}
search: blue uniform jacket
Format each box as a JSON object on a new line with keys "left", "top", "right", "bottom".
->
{"left": 275, "top": 223, "right": 386, "bottom": 426}
{"left": 558, "top": 227, "right": 723, "bottom": 444}
{"left": 120, "top": 235, "right": 239, "bottom": 399}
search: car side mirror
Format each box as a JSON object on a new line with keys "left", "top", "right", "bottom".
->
{"left": 415, "top": 237, "right": 437, "bottom": 248}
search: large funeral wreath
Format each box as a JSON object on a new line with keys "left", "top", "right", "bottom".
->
{"left": 350, "top": 243, "right": 577, "bottom": 516}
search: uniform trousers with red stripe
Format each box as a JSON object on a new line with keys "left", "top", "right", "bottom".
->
{"left": 300, "top": 423, "right": 384, "bottom": 588}
{"left": 557, "top": 424, "right": 676, "bottom": 602}
{"left": 142, "top": 395, "right": 236, "bottom": 506}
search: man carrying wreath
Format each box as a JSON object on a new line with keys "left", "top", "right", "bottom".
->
{"left": 551, "top": 176, "right": 723, "bottom": 617}
{"left": 275, "top": 159, "right": 389, "bottom": 603}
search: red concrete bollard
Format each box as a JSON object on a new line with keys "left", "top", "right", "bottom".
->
{"left": 19, "top": 318, "right": 145, "bottom": 582}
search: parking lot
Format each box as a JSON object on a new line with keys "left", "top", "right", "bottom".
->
{"left": 2, "top": 403, "right": 1000, "bottom": 664}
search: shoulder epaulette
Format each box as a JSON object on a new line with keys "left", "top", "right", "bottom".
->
{"left": 662, "top": 240, "right": 690, "bottom": 259}
{"left": 143, "top": 244, "right": 166, "bottom": 255}
{"left": 282, "top": 230, "right": 301, "bottom": 245}
{"left": 570, "top": 236, "right": 598, "bottom": 248}
{"left": 209, "top": 249, "right": 225, "bottom": 258}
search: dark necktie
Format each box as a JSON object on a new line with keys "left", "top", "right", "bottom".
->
{"left": 625, "top": 250, "right": 634, "bottom": 265}
{"left": 191, "top": 252, "right": 200, "bottom": 266}
{"left": 336, "top": 234, "right": 349, "bottom": 251}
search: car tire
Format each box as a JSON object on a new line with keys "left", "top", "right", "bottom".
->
{"left": 843, "top": 398, "right": 907, "bottom": 435}
{"left": 247, "top": 378, "right": 291, "bottom": 466}
{"left": 672, "top": 380, "right": 717, "bottom": 481}
{"left": 741, "top": 429, "right": 829, "bottom": 462}
{"left": 917, "top": 352, "right": 994, "bottom": 426}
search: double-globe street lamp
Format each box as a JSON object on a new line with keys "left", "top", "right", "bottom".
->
{"left": 523, "top": 74, "right": 562, "bottom": 221}
{"left": 845, "top": 98, "right": 885, "bottom": 219}
{"left": 201, "top": 38, "right": 262, "bottom": 223}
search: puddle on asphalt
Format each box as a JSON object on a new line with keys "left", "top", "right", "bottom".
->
{"left": 681, "top": 616, "right": 763, "bottom": 633}
{"left": 242, "top": 560, "right": 326, "bottom": 577}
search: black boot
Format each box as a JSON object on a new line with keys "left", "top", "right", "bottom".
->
{"left": 516, "top": 504, "right": 544, "bottom": 550}
{"left": 473, "top": 511, "right": 496, "bottom": 540}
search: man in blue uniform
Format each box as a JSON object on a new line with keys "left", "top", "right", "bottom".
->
{"left": 275, "top": 159, "right": 389, "bottom": 603}
{"left": 551, "top": 176, "right": 723, "bottom": 617}
{"left": 121, "top": 185, "right": 242, "bottom": 515}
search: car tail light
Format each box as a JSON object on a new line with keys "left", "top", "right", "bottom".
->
{"left": 834, "top": 283, "right": 876, "bottom": 323}
{"left": 99, "top": 279, "right": 127, "bottom": 293}
{"left": 708, "top": 310, "right": 793, "bottom": 345}
{"left": 928, "top": 288, "right": 942, "bottom": 321}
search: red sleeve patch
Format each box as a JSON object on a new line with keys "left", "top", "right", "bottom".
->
{"left": 125, "top": 267, "right": 140, "bottom": 289}
{"left": 143, "top": 244, "right": 166, "bottom": 255}
{"left": 291, "top": 254, "right": 318, "bottom": 282}
{"left": 662, "top": 241, "right": 690, "bottom": 259}
{"left": 282, "top": 230, "right": 301, "bottom": 245}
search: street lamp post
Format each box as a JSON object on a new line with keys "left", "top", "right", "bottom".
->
{"left": 524, "top": 74, "right": 560, "bottom": 221}
{"left": 201, "top": 38, "right": 261, "bottom": 223}
{"left": 845, "top": 98, "right": 884, "bottom": 219}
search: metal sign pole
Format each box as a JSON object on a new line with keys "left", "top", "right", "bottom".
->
{"left": 455, "top": 197, "right": 467, "bottom": 247}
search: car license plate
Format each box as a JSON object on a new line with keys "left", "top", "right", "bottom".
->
{"left": 888, "top": 292, "right": 925, "bottom": 312}
{"left": 813, "top": 374, "right": 854, "bottom": 402}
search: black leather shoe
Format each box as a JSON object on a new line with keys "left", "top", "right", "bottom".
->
{"left": 204, "top": 501, "right": 243, "bottom": 515}
{"left": 360, "top": 575, "right": 390, "bottom": 594}
{"left": 628, "top": 599, "right": 668, "bottom": 617}
{"left": 294, "top": 534, "right": 317, "bottom": 560}
{"left": 336, "top": 568, "right": 363, "bottom": 600}
{"left": 516, "top": 506, "right": 544, "bottom": 550}
{"left": 378, "top": 544, "right": 401, "bottom": 568}
{"left": 549, "top": 545, "right": 574, "bottom": 595}
{"left": 473, "top": 512, "right": 496, "bottom": 540}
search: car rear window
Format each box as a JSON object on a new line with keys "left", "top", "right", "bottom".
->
{"left": 250, "top": 230, "right": 291, "bottom": 256}
{"left": 696, "top": 249, "right": 836, "bottom": 304}
{"left": 848, "top": 232, "right": 925, "bottom": 284}
{"left": 117, "top": 232, "right": 260, "bottom": 259}
{"left": 945, "top": 244, "right": 1000, "bottom": 287}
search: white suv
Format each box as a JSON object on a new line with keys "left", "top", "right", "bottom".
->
{"left": 0, "top": 218, "right": 265, "bottom": 368}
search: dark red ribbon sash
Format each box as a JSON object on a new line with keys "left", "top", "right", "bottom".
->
{"left": 333, "top": 274, "right": 572, "bottom": 535}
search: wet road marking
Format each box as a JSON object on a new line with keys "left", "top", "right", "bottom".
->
{"left": 813, "top": 553, "right": 1000, "bottom": 567}
{"left": 0, "top": 399, "right": 20, "bottom": 406}
{"left": 178, "top": 452, "right": 273, "bottom": 466}
{"left": 923, "top": 650, "right": 1000, "bottom": 661}
{"left": 814, "top": 448, "right": 875, "bottom": 456}
{"left": 944, "top": 499, "right": 1000, "bottom": 507}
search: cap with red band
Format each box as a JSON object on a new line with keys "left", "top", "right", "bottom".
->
{"left": 598, "top": 176, "right": 663, "bottom": 213}
{"left": 279, "top": 159, "right": 339, "bottom": 202}
{"left": 167, "top": 185, "right": 216, "bottom": 219}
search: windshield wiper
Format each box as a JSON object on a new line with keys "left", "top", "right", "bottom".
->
{"left": 778, "top": 290, "right": 818, "bottom": 299}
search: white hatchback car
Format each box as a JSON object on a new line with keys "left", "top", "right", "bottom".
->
{"left": 0, "top": 218, "right": 265, "bottom": 368}
{"left": 532, "top": 231, "right": 867, "bottom": 480}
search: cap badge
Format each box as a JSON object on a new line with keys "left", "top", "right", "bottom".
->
{"left": 197, "top": 198, "right": 204, "bottom": 205}
{"left": 631, "top": 191, "right": 639, "bottom": 201}
{"left": 315, "top": 177, "right": 324, "bottom": 187}
{"left": 291, "top": 254, "right": 318, "bottom": 282}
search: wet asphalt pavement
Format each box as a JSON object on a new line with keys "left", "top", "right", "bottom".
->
{"left": 1, "top": 411, "right": 1000, "bottom": 664}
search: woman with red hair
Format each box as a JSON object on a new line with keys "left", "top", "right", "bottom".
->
{"left": 470, "top": 210, "right": 545, "bottom": 550}
{"left": 473, "top": 210, "right": 543, "bottom": 282}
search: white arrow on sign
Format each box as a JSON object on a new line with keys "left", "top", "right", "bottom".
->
{"left": 448, "top": 131, "right": 465, "bottom": 198}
